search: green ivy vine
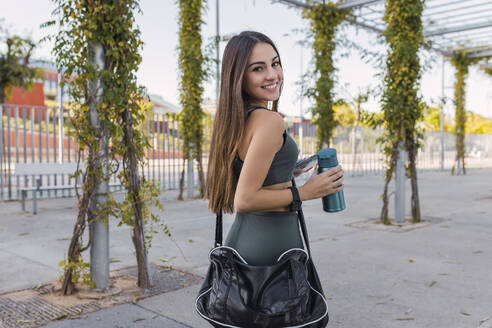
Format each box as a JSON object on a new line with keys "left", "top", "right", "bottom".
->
{"left": 177, "top": 0, "right": 207, "bottom": 199}
{"left": 303, "top": 2, "right": 349, "bottom": 150}
{"left": 449, "top": 51, "right": 481, "bottom": 175}
{"left": 380, "top": 0, "right": 425, "bottom": 224}
{"left": 50, "top": 0, "right": 166, "bottom": 294}
{"left": 483, "top": 65, "right": 492, "bottom": 77}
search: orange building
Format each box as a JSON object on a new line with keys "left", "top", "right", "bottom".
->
{"left": 4, "top": 82, "right": 45, "bottom": 107}
{"left": 2, "top": 60, "right": 68, "bottom": 121}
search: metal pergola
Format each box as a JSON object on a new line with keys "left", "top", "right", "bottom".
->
{"left": 276, "top": 0, "right": 492, "bottom": 223}
{"left": 276, "top": 0, "right": 492, "bottom": 59}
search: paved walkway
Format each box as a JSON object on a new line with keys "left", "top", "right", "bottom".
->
{"left": 1, "top": 169, "right": 491, "bottom": 327}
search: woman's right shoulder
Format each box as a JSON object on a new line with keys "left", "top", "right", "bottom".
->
{"left": 248, "top": 109, "right": 285, "bottom": 135}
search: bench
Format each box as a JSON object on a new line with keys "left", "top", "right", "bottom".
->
{"left": 14, "top": 162, "right": 122, "bottom": 214}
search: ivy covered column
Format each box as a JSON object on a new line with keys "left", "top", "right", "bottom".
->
{"left": 54, "top": 0, "right": 162, "bottom": 294}
{"left": 380, "top": 0, "right": 425, "bottom": 224}
{"left": 449, "top": 51, "right": 477, "bottom": 175}
{"left": 177, "top": 0, "right": 206, "bottom": 199}
{"left": 303, "top": 3, "right": 348, "bottom": 150}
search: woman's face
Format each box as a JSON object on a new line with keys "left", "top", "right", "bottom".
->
{"left": 243, "top": 42, "right": 283, "bottom": 106}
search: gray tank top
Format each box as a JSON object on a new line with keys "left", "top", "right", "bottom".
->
{"left": 233, "top": 107, "right": 298, "bottom": 186}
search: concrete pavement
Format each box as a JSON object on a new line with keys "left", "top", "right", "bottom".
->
{"left": 1, "top": 169, "right": 491, "bottom": 327}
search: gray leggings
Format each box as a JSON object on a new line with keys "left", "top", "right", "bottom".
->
{"left": 224, "top": 211, "right": 304, "bottom": 266}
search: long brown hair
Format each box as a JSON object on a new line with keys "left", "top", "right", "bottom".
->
{"left": 205, "top": 31, "right": 283, "bottom": 214}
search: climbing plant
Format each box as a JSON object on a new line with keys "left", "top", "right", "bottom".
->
{"left": 302, "top": 3, "right": 349, "bottom": 150}
{"left": 380, "top": 0, "right": 425, "bottom": 224}
{"left": 347, "top": 87, "right": 372, "bottom": 171}
{"left": 0, "top": 30, "right": 40, "bottom": 104}
{"left": 449, "top": 51, "right": 481, "bottom": 175}
{"left": 177, "top": 0, "right": 206, "bottom": 199}
{"left": 50, "top": 0, "right": 165, "bottom": 294}
{"left": 0, "top": 26, "right": 41, "bottom": 179}
{"left": 483, "top": 64, "right": 492, "bottom": 77}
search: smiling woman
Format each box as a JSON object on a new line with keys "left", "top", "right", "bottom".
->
{"left": 196, "top": 30, "right": 342, "bottom": 327}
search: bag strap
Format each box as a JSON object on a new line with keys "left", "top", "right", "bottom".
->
{"left": 214, "top": 178, "right": 312, "bottom": 257}
{"left": 215, "top": 211, "right": 223, "bottom": 247}
{"left": 291, "top": 178, "right": 312, "bottom": 258}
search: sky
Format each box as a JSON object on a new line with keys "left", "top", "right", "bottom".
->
{"left": 1, "top": 0, "right": 492, "bottom": 119}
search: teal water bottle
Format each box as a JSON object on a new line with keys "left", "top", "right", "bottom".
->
{"left": 317, "top": 148, "right": 346, "bottom": 212}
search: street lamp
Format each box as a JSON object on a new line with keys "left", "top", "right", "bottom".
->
{"left": 215, "top": 0, "right": 220, "bottom": 104}
{"left": 214, "top": 1, "right": 234, "bottom": 106}
{"left": 282, "top": 33, "right": 305, "bottom": 157}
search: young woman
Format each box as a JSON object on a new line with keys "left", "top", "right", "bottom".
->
{"left": 206, "top": 30, "right": 344, "bottom": 266}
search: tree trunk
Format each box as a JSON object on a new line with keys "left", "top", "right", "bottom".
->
{"left": 458, "top": 132, "right": 465, "bottom": 175}
{"left": 196, "top": 147, "right": 205, "bottom": 198}
{"left": 452, "top": 60, "right": 467, "bottom": 176}
{"left": 177, "top": 158, "right": 186, "bottom": 200}
{"left": 61, "top": 152, "right": 97, "bottom": 295}
{"left": 123, "top": 109, "right": 150, "bottom": 289}
{"left": 407, "top": 141, "right": 421, "bottom": 223}
{"left": 131, "top": 191, "right": 150, "bottom": 288}
{"left": 380, "top": 169, "right": 392, "bottom": 225}
{"left": 351, "top": 104, "right": 361, "bottom": 172}
{"left": 61, "top": 209, "right": 87, "bottom": 295}
{"left": 127, "top": 162, "right": 150, "bottom": 288}
{"left": 380, "top": 147, "right": 397, "bottom": 225}
{"left": 453, "top": 132, "right": 465, "bottom": 175}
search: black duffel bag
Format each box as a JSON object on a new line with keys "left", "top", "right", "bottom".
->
{"left": 195, "top": 180, "right": 329, "bottom": 328}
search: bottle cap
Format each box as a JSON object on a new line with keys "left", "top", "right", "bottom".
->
{"left": 317, "top": 148, "right": 338, "bottom": 168}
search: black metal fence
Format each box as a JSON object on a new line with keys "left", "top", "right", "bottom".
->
{"left": 2, "top": 103, "right": 491, "bottom": 201}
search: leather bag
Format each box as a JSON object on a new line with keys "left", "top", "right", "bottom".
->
{"left": 195, "top": 180, "right": 329, "bottom": 328}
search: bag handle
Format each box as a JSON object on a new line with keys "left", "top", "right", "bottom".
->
{"left": 214, "top": 178, "right": 312, "bottom": 257}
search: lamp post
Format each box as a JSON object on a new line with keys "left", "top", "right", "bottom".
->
{"left": 58, "top": 13, "right": 64, "bottom": 164}
{"left": 440, "top": 57, "right": 445, "bottom": 171}
{"left": 299, "top": 44, "right": 304, "bottom": 158}
{"left": 58, "top": 69, "right": 64, "bottom": 164}
{"left": 282, "top": 33, "right": 304, "bottom": 157}
{"left": 215, "top": 0, "right": 220, "bottom": 103}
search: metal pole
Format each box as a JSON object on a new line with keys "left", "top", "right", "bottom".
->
{"left": 440, "top": 56, "right": 445, "bottom": 171}
{"left": 187, "top": 149, "right": 194, "bottom": 198}
{"left": 0, "top": 105, "right": 3, "bottom": 200}
{"left": 7, "top": 106, "right": 11, "bottom": 200}
{"left": 58, "top": 11, "right": 64, "bottom": 164}
{"left": 395, "top": 142, "right": 406, "bottom": 224}
{"left": 58, "top": 70, "right": 64, "bottom": 163}
{"left": 88, "top": 42, "right": 109, "bottom": 291}
{"left": 215, "top": 0, "right": 220, "bottom": 103}
{"left": 299, "top": 44, "right": 303, "bottom": 157}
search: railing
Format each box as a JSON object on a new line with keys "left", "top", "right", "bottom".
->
{"left": 302, "top": 126, "right": 492, "bottom": 176}
{"left": 2, "top": 103, "right": 491, "bottom": 201}
{"left": 0, "top": 104, "right": 213, "bottom": 201}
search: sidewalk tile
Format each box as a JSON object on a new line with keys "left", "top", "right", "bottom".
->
{"left": 41, "top": 303, "right": 190, "bottom": 328}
